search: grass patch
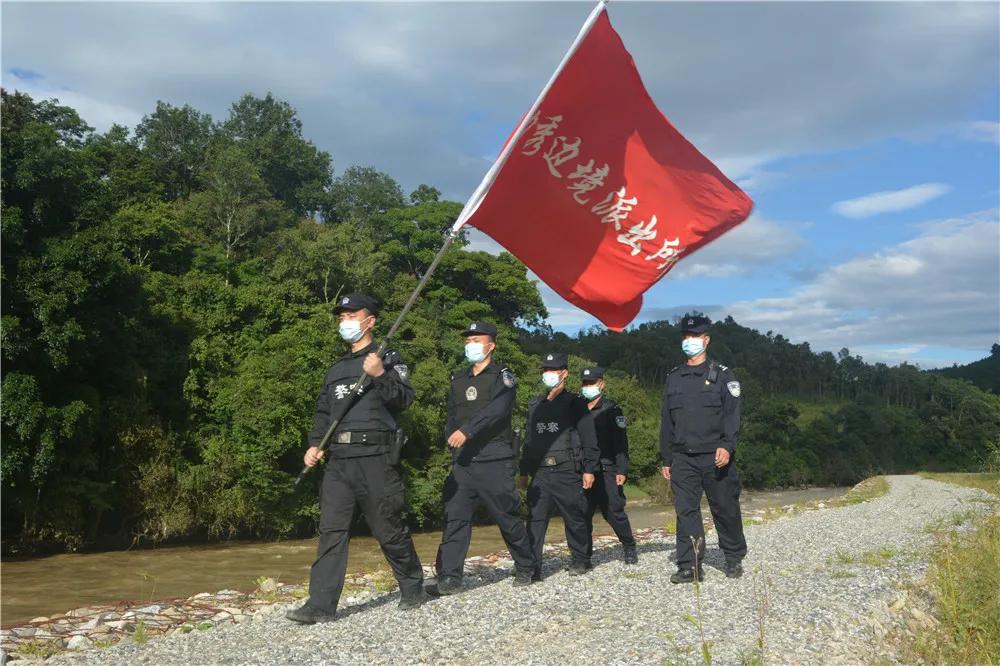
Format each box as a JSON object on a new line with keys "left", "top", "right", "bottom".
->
{"left": 624, "top": 481, "right": 650, "bottom": 501}
{"left": 895, "top": 513, "right": 1000, "bottom": 664}
{"left": 370, "top": 567, "right": 398, "bottom": 593}
{"left": 919, "top": 472, "right": 1000, "bottom": 496}
{"left": 829, "top": 570, "right": 856, "bottom": 579}
{"left": 15, "top": 640, "right": 61, "bottom": 659}
{"left": 832, "top": 476, "right": 890, "bottom": 506}
{"left": 859, "top": 546, "right": 898, "bottom": 567}
{"left": 132, "top": 619, "right": 150, "bottom": 645}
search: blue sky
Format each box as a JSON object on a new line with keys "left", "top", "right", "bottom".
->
{"left": 3, "top": 1, "right": 998, "bottom": 368}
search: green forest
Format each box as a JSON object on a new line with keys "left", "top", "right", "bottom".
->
{"left": 3, "top": 90, "right": 998, "bottom": 553}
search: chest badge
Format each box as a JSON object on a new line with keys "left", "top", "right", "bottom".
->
{"left": 466, "top": 386, "right": 478, "bottom": 401}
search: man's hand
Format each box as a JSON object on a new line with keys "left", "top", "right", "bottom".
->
{"left": 715, "top": 448, "right": 731, "bottom": 468}
{"left": 582, "top": 473, "right": 595, "bottom": 490}
{"left": 615, "top": 474, "right": 626, "bottom": 486}
{"left": 362, "top": 353, "right": 385, "bottom": 377}
{"left": 518, "top": 475, "right": 530, "bottom": 491}
{"left": 304, "top": 446, "right": 325, "bottom": 467}
{"left": 661, "top": 466, "right": 671, "bottom": 480}
{"left": 447, "top": 430, "right": 467, "bottom": 448}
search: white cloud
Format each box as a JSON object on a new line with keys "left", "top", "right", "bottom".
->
{"left": 955, "top": 121, "right": 1000, "bottom": 145}
{"left": 831, "top": 183, "right": 951, "bottom": 219}
{"left": 7, "top": 71, "right": 142, "bottom": 133}
{"left": 671, "top": 215, "right": 806, "bottom": 278}
{"left": 2, "top": 2, "right": 996, "bottom": 198}
{"left": 724, "top": 210, "right": 1000, "bottom": 360}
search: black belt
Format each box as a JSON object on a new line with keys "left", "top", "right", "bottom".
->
{"left": 334, "top": 430, "right": 392, "bottom": 445}
{"left": 600, "top": 460, "right": 617, "bottom": 472}
{"left": 539, "top": 450, "right": 575, "bottom": 467}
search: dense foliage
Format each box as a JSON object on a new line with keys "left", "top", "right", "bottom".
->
{"left": 933, "top": 344, "right": 1000, "bottom": 395}
{"left": 3, "top": 90, "right": 998, "bottom": 552}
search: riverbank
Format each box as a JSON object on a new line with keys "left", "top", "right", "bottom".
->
{"left": 0, "top": 486, "right": 844, "bottom": 626}
{"left": 1, "top": 481, "right": 887, "bottom": 662}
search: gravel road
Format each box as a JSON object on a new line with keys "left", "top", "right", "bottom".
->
{"left": 48, "top": 475, "right": 994, "bottom": 665}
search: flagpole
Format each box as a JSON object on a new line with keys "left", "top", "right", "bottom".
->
{"left": 296, "top": 1, "right": 607, "bottom": 486}
{"left": 452, "top": 0, "right": 609, "bottom": 230}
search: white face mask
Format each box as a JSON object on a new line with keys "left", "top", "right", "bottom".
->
{"left": 339, "top": 318, "right": 369, "bottom": 343}
{"left": 581, "top": 385, "right": 602, "bottom": 400}
{"left": 542, "top": 371, "right": 562, "bottom": 389}
{"left": 682, "top": 337, "right": 706, "bottom": 358}
{"left": 465, "top": 342, "right": 488, "bottom": 363}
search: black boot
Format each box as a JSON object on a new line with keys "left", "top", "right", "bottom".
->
{"left": 567, "top": 560, "right": 592, "bottom": 576}
{"left": 398, "top": 587, "right": 429, "bottom": 611}
{"left": 285, "top": 603, "right": 337, "bottom": 624}
{"left": 513, "top": 569, "right": 535, "bottom": 587}
{"left": 622, "top": 545, "right": 638, "bottom": 565}
{"left": 724, "top": 561, "right": 744, "bottom": 579}
{"left": 669, "top": 567, "right": 705, "bottom": 584}
{"left": 434, "top": 576, "right": 463, "bottom": 596}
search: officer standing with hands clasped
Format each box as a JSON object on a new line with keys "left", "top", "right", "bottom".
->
{"left": 433, "top": 321, "right": 538, "bottom": 594}
{"left": 581, "top": 367, "right": 638, "bottom": 565}
{"left": 660, "top": 315, "right": 747, "bottom": 583}
{"left": 287, "top": 293, "right": 426, "bottom": 624}
{"left": 521, "top": 353, "right": 600, "bottom": 578}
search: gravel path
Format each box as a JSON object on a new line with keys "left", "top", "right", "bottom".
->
{"left": 48, "top": 475, "right": 994, "bottom": 665}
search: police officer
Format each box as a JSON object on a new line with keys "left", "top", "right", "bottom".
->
{"left": 581, "top": 367, "right": 638, "bottom": 565}
{"left": 660, "top": 315, "right": 747, "bottom": 583}
{"left": 520, "top": 353, "right": 600, "bottom": 578}
{"left": 287, "top": 293, "right": 425, "bottom": 624}
{"left": 433, "top": 321, "right": 537, "bottom": 594}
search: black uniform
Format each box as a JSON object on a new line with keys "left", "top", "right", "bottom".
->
{"left": 435, "top": 360, "right": 536, "bottom": 582}
{"left": 585, "top": 396, "right": 636, "bottom": 557}
{"left": 660, "top": 358, "right": 748, "bottom": 570}
{"left": 521, "top": 388, "right": 600, "bottom": 570}
{"left": 306, "top": 341, "right": 424, "bottom": 613}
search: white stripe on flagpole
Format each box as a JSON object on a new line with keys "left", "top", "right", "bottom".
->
{"left": 451, "top": 0, "right": 609, "bottom": 232}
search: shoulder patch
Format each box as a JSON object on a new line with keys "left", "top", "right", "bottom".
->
{"left": 394, "top": 364, "right": 409, "bottom": 380}
{"left": 615, "top": 415, "right": 627, "bottom": 429}
{"left": 726, "top": 381, "right": 741, "bottom": 397}
{"left": 501, "top": 368, "right": 516, "bottom": 388}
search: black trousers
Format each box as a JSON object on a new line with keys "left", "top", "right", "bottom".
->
{"left": 435, "top": 459, "right": 536, "bottom": 580}
{"left": 586, "top": 470, "right": 636, "bottom": 558}
{"left": 308, "top": 454, "right": 424, "bottom": 613}
{"left": 526, "top": 465, "right": 591, "bottom": 566}
{"left": 671, "top": 452, "right": 748, "bottom": 569}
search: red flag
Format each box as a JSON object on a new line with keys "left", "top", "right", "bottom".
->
{"left": 457, "top": 6, "right": 753, "bottom": 331}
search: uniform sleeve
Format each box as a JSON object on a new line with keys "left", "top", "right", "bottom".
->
{"left": 659, "top": 375, "right": 675, "bottom": 466}
{"left": 308, "top": 371, "right": 333, "bottom": 447}
{"left": 445, "top": 374, "right": 458, "bottom": 436}
{"left": 612, "top": 404, "right": 630, "bottom": 475}
{"left": 720, "top": 370, "right": 741, "bottom": 454}
{"left": 458, "top": 371, "right": 515, "bottom": 439}
{"left": 574, "top": 398, "right": 600, "bottom": 474}
{"left": 370, "top": 349, "right": 415, "bottom": 411}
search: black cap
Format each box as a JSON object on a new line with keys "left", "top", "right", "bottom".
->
{"left": 461, "top": 321, "right": 497, "bottom": 339}
{"left": 681, "top": 315, "right": 711, "bottom": 334}
{"left": 333, "top": 293, "right": 379, "bottom": 315}
{"left": 581, "top": 367, "right": 604, "bottom": 381}
{"left": 541, "top": 352, "right": 568, "bottom": 369}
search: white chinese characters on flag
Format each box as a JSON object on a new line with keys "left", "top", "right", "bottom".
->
{"left": 459, "top": 7, "right": 753, "bottom": 331}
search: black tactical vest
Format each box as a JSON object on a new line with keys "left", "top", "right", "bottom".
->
{"left": 322, "top": 346, "right": 401, "bottom": 434}
{"left": 449, "top": 362, "right": 514, "bottom": 463}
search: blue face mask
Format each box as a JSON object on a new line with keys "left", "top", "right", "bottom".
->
{"left": 682, "top": 337, "right": 706, "bottom": 358}
{"left": 339, "top": 318, "right": 370, "bottom": 343}
{"left": 581, "top": 385, "right": 602, "bottom": 400}
{"left": 465, "top": 342, "right": 488, "bottom": 363}
{"left": 542, "top": 371, "right": 562, "bottom": 389}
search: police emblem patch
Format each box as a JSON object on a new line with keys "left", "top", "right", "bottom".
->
{"left": 466, "top": 386, "right": 478, "bottom": 401}
{"left": 727, "top": 381, "right": 741, "bottom": 397}
{"left": 394, "top": 364, "right": 408, "bottom": 380}
{"left": 501, "top": 369, "right": 515, "bottom": 388}
{"left": 615, "top": 415, "right": 627, "bottom": 429}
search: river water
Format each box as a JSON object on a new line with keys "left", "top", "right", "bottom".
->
{"left": 1, "top": 487, "right": 843, "bottom": 625}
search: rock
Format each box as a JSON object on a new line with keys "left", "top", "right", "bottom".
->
{"left": 12, "top": 628, "right": 36, "bottom": 638}
{"left": 133, "top": 604, "right": 162, "bottom": 615}
{"left": 216, "top": 589, "right": 241, "bottom": 596}
{"left": 66, "top": 635, "right": 91, "bottom": 651}
{"left": 889, "top": 597, "right": 906, "bottom": 612}
{"left": 68, "top": 607, "right": 99, "bottom": 618}
{"left": 29, "top": 616, "right": 49, "bottom": 624}
{"left": 192, "top": 592, "right": 212, "bottom": 599}
{"left": 257, "top": 577, "right": 279, "bottom": 594}
{"left": 106, "top": 620, "right": 129, "bottom": 629}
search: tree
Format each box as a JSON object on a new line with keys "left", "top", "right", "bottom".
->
{"left": 135, "top": 101, "right": 214, "bottom": 200}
